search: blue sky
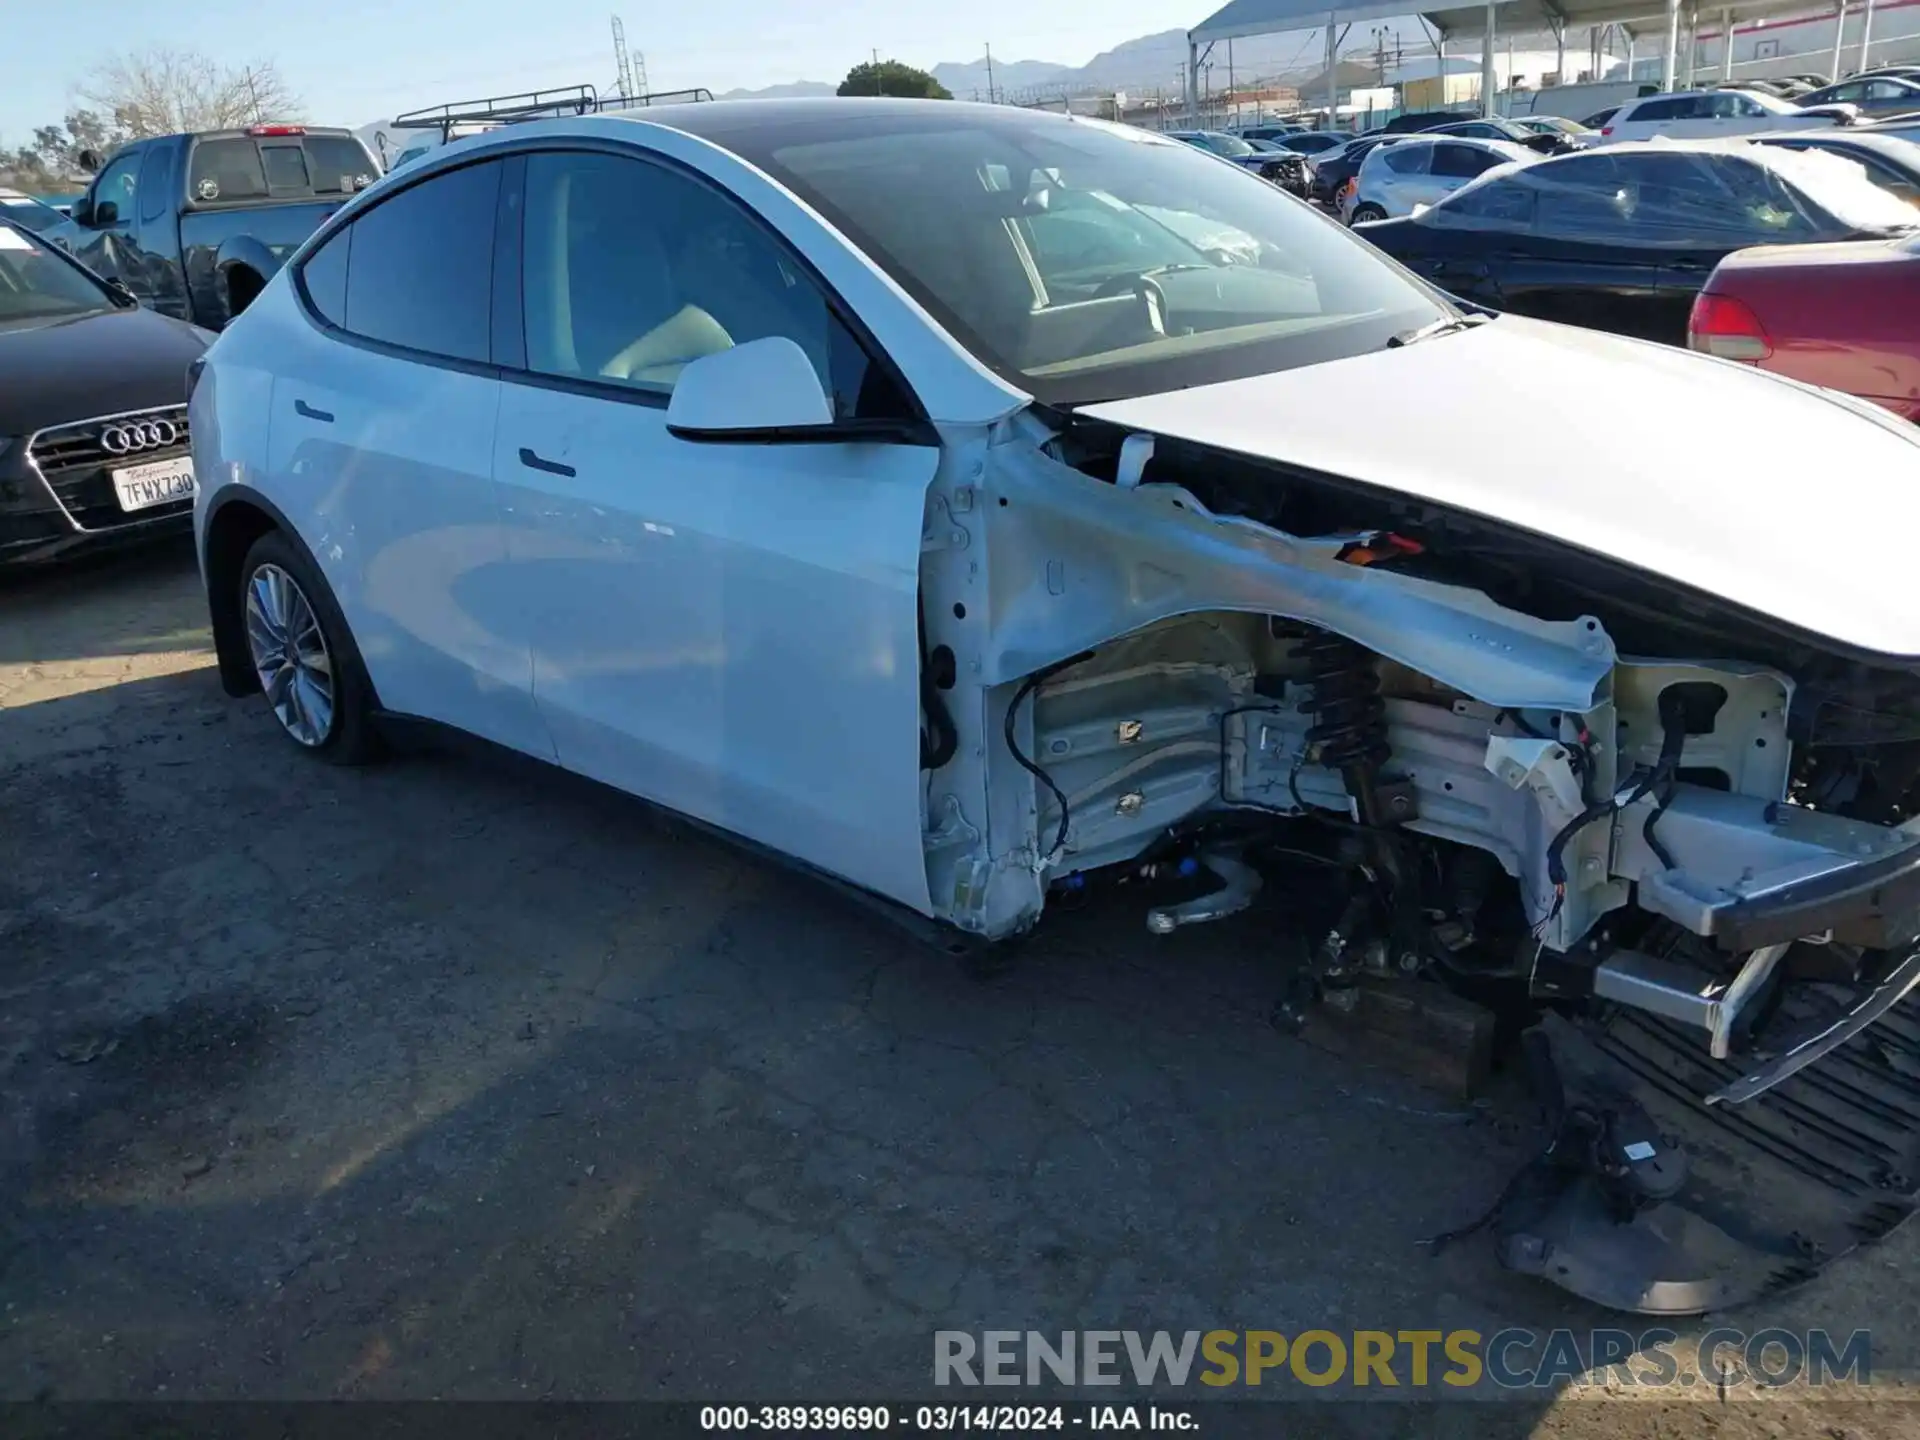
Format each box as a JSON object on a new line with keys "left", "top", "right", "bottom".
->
{"left": 5, "top": 0, "right": 1215, "bottom": 141}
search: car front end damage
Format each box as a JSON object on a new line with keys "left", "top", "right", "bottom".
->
{"left": 916, "top": 402, "right": 1920, "bottom": 1316}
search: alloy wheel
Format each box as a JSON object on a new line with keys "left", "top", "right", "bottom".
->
{"left": 244, "top": 563, "right": 336, "bottom": 747}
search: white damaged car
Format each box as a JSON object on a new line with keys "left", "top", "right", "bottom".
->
{"left": 191, "top": 99, "right": 1920, "bottom": 1316}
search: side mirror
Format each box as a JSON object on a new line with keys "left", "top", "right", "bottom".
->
{"left": 665, "top": 337, "right": 832, "bottom": 440}
{"left": 92, "top": 199, "right": 119, "bottom": 227}
{"left": 76, "top": 149, "right": 102, "bottom": 174}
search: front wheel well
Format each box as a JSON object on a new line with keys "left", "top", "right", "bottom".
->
{"left": 204, "top": 499, "right": 278, "bottom": 696}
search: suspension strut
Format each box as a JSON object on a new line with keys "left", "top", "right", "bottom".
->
{"left": 1296, "top": 630, "right": 1392, "bottom": 824}
{"left": 1293, "top": 629, "right": 1417, "bottom": 1003}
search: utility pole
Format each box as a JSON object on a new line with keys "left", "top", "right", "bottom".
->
{"left": 985, "top": 42, "right": 998, "bottom": 104}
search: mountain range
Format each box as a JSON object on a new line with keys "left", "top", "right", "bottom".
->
{"left": 715, "top": 21, "right": 1437, "bottom": 105}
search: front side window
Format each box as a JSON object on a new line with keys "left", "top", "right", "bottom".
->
{"left": 1529, "top": 154, "right": 1636, "bottom": 239}
{"left": 340, "top": 158, "right": 500, "bottom": 362}
{"left": 518, "top": 150, "right": 901, "bottom": 418}
{"left": 703, "top": 109, "right": 1444, "bottom": 405}
{"left": 91, "top": 151, "right": 141, "bottom": 224}
{"left": 1422, "top": 175, "right": 1536, "bottom": 228}
{"left": 1381, "top": 145, "right": 1430, "bottom": 176}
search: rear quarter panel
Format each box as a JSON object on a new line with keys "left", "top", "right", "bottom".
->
{"left": 189, "top": 281, "right": 286, "bottom": 576}
{"left": 1711, "top": 258, "right": 1920, "bottom": 418}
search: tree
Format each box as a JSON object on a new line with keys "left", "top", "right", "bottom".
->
{"left": 77, "top": 50, "right": 305, "bottom": 138}
{"left": 837, "top": 60, "right": 951, "bottom": 100}
{"left": 0, "top": 109, "right": 127, "bottom": 188}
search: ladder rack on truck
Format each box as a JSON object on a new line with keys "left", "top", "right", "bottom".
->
{"left": 389, "top": 84, "right": 716, "bottom": 140}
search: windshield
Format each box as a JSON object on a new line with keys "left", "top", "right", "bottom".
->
{"left": 723, "top": 109, "right": 1446, "bottom": 404}
{"left": 1757, "top": 144, "right": 1920, "bottom": 229}
{"left": 0, "top": 194, "right": 64, "bottom": 235}
{"left": 0, "top": 224, "right": 111, "bottom": 321}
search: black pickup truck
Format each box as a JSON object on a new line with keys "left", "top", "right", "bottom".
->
{"left": 66, "top": 125, "right": 379, "bottom": 330}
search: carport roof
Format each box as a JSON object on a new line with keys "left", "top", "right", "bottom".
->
{"left": 1190, "top": 0, "right": 1836, "bottom": 43}
{"left": 1419, "top": 0, "right": 1827, "bottom": 40}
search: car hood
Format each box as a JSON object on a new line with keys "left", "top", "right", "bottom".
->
{"left": 0, "top": 305, "right": 210, "bottom": 437}
{"left": 1080, "top": 314, "right": 1920, "bottom": 658}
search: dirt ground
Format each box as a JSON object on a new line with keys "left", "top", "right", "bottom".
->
{"left": 3, "top": 539, "right": 1919, "bottom": 1436}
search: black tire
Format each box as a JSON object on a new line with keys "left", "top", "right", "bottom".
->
{"left": 236, "top": 529, "right": 380, "bottom": 764}
{"left": 1350, "top": 203, "right": 1387, "bottom": 224}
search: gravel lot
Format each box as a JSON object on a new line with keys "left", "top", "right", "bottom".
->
{"left": 3, "top": 539, "right": 1917, "bottom": 1435}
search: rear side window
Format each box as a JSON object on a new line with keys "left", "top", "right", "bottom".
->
{"left": 137, "top": 145, "right": 172, "bottom": 223}
{"left": 1431, "top": 144, "right": 1500, "bottom": 179}
{"left": 1426, "top": 176, "right": 1535, "bottom": 228}
{"left": 298, "top": 225, "right": 350, "bottom": 326}
{"left": 1382, "top": 146, "right": 1429, "bottom": 175}
{"left": 1627, "top": 97, "right": 1691, "bottom": 122}
{"left": 1626, "top": 152, "right": 1823, "bottom": 243}
{"left": 342, "top": 159, "right": 501, "bottom": 363}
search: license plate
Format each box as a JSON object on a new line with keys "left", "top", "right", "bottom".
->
{"left": 111, "top": 457, "right": 197, "bottom": 513}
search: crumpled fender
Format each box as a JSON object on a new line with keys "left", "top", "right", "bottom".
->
{"left": 976, "top": 443, "right": 1617, "bottom": 713}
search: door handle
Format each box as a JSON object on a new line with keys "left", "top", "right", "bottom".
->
{"left": 1667, "top": 258, "right": 1709, "bottom": 273}
{"left": 294, "top": 399, "right": 334, "bottom": 422}
{"left": 518, "top": 446, "right": 576, "bottom": 478}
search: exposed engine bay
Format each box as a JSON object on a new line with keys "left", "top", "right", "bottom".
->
{"left": 916, "top": 409, "right": 1920, "bottom": 1316}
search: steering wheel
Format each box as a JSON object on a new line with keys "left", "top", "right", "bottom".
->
{"left": 1091, "top": 271, "right": 1169, "bottom": 335}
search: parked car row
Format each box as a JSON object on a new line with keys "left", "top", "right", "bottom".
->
{"left": 1346, "top": 135, "right": 1920, "bottom": 415}
{"left": 0, "top": 123, "right": 381, "bottom": 566}
{"left": 0, "top": 219, "right": 210, "bottom": 564}
{"left": 1167, "top": 130, "right": 1314, "bottom": 198}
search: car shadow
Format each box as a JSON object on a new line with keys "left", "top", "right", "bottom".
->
{"left": 0, "top": 669, "right": 1898, "bottom": 1420}
{"left": 0, "top": 536, "right": 206, "bottom": 670}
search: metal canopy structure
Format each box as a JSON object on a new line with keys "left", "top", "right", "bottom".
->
{"left": 1186, "top": 0, "right": 1858, "bottom": 122}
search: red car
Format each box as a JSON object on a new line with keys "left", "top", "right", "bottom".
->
{"left": 1689, "top": 233, "right": 1920, "bottom": 420}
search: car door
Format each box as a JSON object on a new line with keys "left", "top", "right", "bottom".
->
{"left": 1499, "top": 154, "right": 1665, "bottom": 335}
{"left": 1642, "top": 153, "right": 1822, "bottom": 337}
{"left": 1365, "top": 142, "right": 1430, "bottom": 215}
{"left": 1401, "top": 172, "right": 1531, "bottom": 305}
{"left": 133, "top": 142, "right": 190, "bottom": 320}
{"left": 72, "top": 146, "right": 145, "bottom": 295}
{"left": 492, "top": 147, "right": 940, "bottom": 914}
{"left": 265, "top": 156, "right": 546, "bottom": 758}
